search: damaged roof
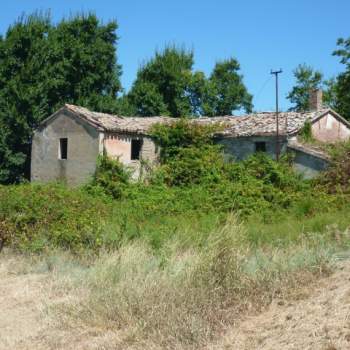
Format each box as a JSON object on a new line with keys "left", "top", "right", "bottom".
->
{"left": 195, "top": 109, "right": 337, "bottom": 137}
{"left": 63, "top": 104, "right": 173, "bottom": 134}
{"left": 41, "top": 104, "right": 347, "bottom": 137}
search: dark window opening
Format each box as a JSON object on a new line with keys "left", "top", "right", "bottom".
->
{"left": 255, "top": 141, "right": 266, "bottom": 153}
{"left": 131, "top": 139, "right": 143, "bottom": 160}
{"left": 59, "top": 138, "right": 68, "bottom": 159}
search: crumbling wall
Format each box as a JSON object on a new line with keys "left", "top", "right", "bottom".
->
{"left": 104, "top": 133, "right": 159, "bottom": 179}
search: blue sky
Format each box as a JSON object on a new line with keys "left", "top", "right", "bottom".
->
{"left": 1, "top": 0, "right": 349, "bottom": 112}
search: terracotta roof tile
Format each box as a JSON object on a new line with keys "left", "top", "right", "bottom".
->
{"left": 64, "top": 104, "right": 331, "bottom": 137}
{"left": 195, "top": 110, "right": 330, "bottom": 137}
{"left": 65, "top": 104, "right": 173, "bottom": 134}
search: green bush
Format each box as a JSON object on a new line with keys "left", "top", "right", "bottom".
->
{"left": 299, "top": 120, "right": 314, "bottom": 143}
{"left": 2, "top": 122, "right": 350, "bottom": 254}
{"left": 86, "top": 155, "right": 131, "bottom": 199}
{"left": 154, "top": 145, "right": 226, "bottom": 186}
{"left": 321, "top": 141, "right": 350, "bottom": 193}
{"left": 151, "top": 118, "right": 223, "bottom": 161}
{"left": 0, "top": 183, "right": 113, "bottom": 252}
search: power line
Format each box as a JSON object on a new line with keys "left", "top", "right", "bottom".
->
{"left": 254, "top": 76, "right": 273, "bottom": 108}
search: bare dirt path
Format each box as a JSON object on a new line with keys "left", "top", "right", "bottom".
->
{"left": 1, "top": 253, "right": 350, "bottom": 350}
{"left": 0, "top": 254, "right": 49, "bottom": 350}
{"left": 208, "top": 260, "right": 350, "bottom": 350}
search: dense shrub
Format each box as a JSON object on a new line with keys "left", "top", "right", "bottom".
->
{"left": 153, "top": 145, "right": 226, "bottom": 186}
{"left": 2, "top": 122, "right": 350, "bottom": 253}
{"left": 299, "top": 120, "right": 314, "bottom": 143}
{"left": 0, "top": 184, "right": 113, "bottom": 252}
{"left": 86, "top": 155, "right": 131, "bottom": 199}
{"left": 321, "top": 141, "right": 350, "bottom": 193}
{"left": 151, "top": 118, "right": 223, "bottom": 161}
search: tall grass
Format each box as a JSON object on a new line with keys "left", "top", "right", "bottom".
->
{"left": 46, "top": 215, "right": 345, "bottom": 349}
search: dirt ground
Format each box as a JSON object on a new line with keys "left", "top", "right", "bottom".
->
{"left": 1, "top": 253, "right": 350, "bottom": 350}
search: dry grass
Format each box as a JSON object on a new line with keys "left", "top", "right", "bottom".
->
{"left": 2, "top": 246, "right": 350, "bottom": 350}
{"left": 1, "top": 216, "right": 348, "bottom": 349}
{"left": 47, "top": 215, "right": 336, "bottom": 349}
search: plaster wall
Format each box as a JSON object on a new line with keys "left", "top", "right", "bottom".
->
{"left": 216, "top": 136, "right": 288, "bottom": 161}
{"left": 312, "top": 112, "right": 350, "bottom": 142}
{"left": 31, "top": 111, "right": 101, "bottom": 186}
{"left": 289, "top": 148, "right": 328, "bottom": 179}
{"left": 104, "top": 133, "right": 159, "bottom": 179}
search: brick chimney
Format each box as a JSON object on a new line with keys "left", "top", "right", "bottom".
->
{"left": 308, "top": 89, "right": 323, "bottom": 111}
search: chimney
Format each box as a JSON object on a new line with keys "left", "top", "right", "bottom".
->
{"left": 308, "top": 89, "right": 323, "bottom": 111}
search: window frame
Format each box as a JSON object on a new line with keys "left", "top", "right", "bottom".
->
{"left": 254, "top": 141, "right": 267, "bottom": 153}
{"left": 131, "top": 138, "right": 143, "bottom": 161}
{"left": 59, "top": 138, "right": 68, "bottom": 160}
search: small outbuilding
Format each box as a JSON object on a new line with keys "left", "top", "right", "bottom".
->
{"left": 31, "top": 104, "right": 171, "bottom": 185}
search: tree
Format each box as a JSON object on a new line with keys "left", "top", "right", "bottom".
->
{"left": 127, "top": 47, "right": 253, "bottom": 117}
{"left": 0, "top": 13, "right": 122, "bottom": 183}
{"left": 287, "top": 64, "right": 323, "bottom": 112}
{"left": 127, "top": 81, "right": 169, "bottom": 116}
{"left": 203, "top": 58, "right": 253, "bottom": 116}
{"left": 127, "top": 46, "right": 195, "bottom": 117}
{"left": 323, "top": 77, "right": 338, "bottom": 110}
{"left": 332, "top": 37, "right": 350, "bottom": 119}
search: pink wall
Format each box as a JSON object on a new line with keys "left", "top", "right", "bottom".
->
{"left": 312, "top": 113, "right": 350, "bottom": 142}
{"left": 104, "top": 134, "right": 132, "bottom": 163}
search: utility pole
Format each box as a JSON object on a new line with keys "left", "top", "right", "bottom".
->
{"left": 270, "top": 69, "right": 282, "bottom": 161}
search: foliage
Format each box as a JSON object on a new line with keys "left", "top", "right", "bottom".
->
{"left": 127, "top": 46, "right": 196, "bottom": 117}
{"left": 323, "top": 77, "right": 338, "bottom": 110}
{"left": 0, "top": 13, "right": 122, "bottom": 184}
{"left": 126, "top": 46, "right": 253, "bottom": 117}
{"left": 299, "top": 120, "right": 314, "bottom": 143}
{"left": 287, "top": 64, "right": 324, "bottom": 112}
{"left": 86, "top": 155, "right": 131, "bottom": 199}
{"left": 156, "top": 145, "right": 226, "bottom": 186}
{"left": 332, "top": 37, "right": 350, "bottom": 119}
{"left": 151, "top": 118, "right": 222, "bottom": 160}
{"left": 203, "top": 58, "right": 253, "bottom": 115}
{"left": 127, "top": 81, "right": 169, "bottom": 116}
{"left": 321, "top": 141, "right": 350, "bottom": 193}
{"left": 0, "top": 183, "right": 113, "bottom": 252}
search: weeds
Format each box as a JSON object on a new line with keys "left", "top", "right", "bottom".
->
{"left": 46, "top": 215, "right": 343, "bottom": 348}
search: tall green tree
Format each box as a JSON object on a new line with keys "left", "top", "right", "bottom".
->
{"left": 287, "top": 64, "right": 323, "bottom": 112}
{"left": 0, "top": 13, "right": 122, "bottom": 183}
{"left": 127, "top": 47, "right": 253, "bottom": 117}
{"left": 332, "top": 37, "right": 350, "bottom": 119}
{"left": 127, "top": 46, "right": 195, "bottom": 117}
{"left": 203, "top": 58, "right": 253, "bottom": 116}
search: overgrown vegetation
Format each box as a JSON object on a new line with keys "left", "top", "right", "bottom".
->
{"left": 299, "top": 120, "right": 314, "bottom": 143}
{"left": 321, "top": 140, "right": 350, "bottom": 193}
{"left": 1, "top": 121, "right": 350, "bottom": 348}
{"left": 1, "top": 120, "right": 350, "bottom": 253}
{"left": 59, "top": 217, "right": 342, "bottom": 348}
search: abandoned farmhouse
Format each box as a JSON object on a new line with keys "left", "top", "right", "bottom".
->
{"left": 31, "top": 90, "right": 350, "bottom": 185}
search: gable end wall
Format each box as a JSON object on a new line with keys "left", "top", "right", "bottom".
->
{"left": 311, "top": 112, "right": 350, "bottom": 142}
{"left": 31, "top": 111, "right": 102, "bottom": 186}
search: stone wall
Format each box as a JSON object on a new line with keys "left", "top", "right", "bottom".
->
{"left": 31, "top": 110, "right": 102, "bottom": 186}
